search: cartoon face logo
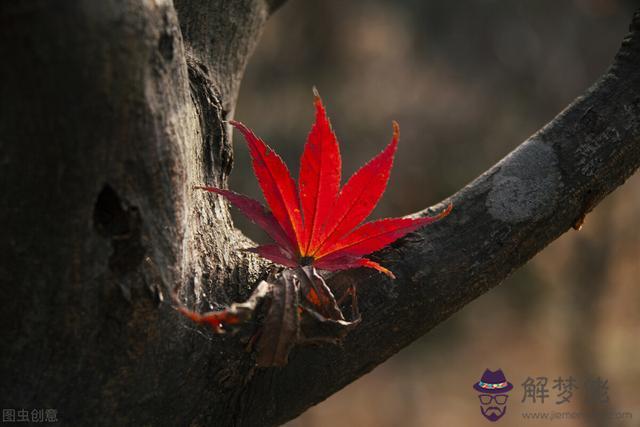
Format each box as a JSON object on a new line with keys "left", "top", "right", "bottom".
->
{"left": 473, "top": 369, "right": 513, "bottom": 422}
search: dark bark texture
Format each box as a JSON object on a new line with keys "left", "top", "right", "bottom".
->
{"left": 1, "top": 1, "right": 639, "bottom": 426}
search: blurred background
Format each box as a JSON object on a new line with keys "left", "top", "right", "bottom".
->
{"left": 232, "top": 1, "right": 639, "bottom": 426}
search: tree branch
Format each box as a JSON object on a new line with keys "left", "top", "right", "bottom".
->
{"left": 245, "top": 10, "right": 640, "bottom": 425}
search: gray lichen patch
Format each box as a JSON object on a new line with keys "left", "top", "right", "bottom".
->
{"left": 486, "top": 139, "right": 562, "bottom": 223}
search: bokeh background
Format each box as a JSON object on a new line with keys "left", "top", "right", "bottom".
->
{"left": 232, "top": 1, "right": 640, "bottom": 426}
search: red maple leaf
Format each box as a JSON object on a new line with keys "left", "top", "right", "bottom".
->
{"left": 198, "top": 92, "right": 451, "bottom": 278}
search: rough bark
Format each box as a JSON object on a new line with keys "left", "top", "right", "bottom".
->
{"left": 1, "top": 2, "right": 639, "bottom": 426}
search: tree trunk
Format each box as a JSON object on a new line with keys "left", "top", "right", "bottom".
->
{"left": 1, "top": 2, "right": 639, "bottom": 426}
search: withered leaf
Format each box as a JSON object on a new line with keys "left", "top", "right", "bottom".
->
{"left": 177, "top": 280, "right": 270, "bottom": 334}
{"left": 255, "top": 272, "right": 300, "bottom": 367}
{"left": 299, "top": 305, "right": 360, "bottom": 344}
{"left": 180, "top": 266, "right": 362, "bottom": 367}
{"left": 294, "top": 266, "right": 343, "bottom": 321}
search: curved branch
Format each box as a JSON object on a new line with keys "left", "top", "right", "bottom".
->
{"left": 240, "top": 10, "right": 640, "bottom": 425}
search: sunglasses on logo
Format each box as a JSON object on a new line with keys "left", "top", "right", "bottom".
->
{"left": 478, "top": 394, "right": 508, "bottom": 405}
